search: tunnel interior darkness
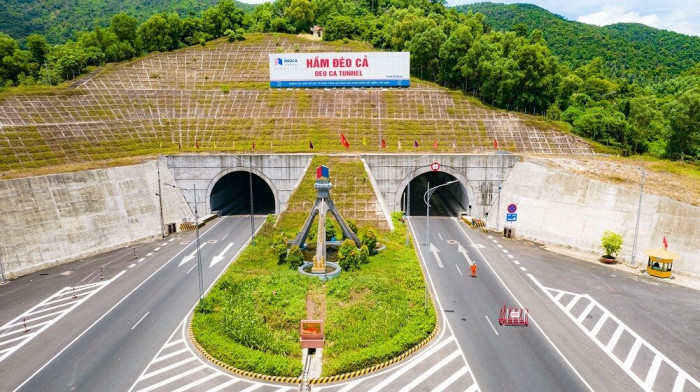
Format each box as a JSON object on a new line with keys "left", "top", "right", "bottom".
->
{"left": 401, "top": 172, "right": 468, "bottom": 216}
{"left": 210, "top": 171, "right": 275, "bottom": 215}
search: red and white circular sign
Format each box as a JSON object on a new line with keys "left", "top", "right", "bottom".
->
{"left": 430, "top": 162, "right": 440, "bottom": 171}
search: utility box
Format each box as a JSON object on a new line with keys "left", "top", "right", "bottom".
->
{"left": 300, "top": 320, "right": 324, "bottom": 349}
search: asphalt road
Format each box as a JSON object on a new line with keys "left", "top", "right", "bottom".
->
{"left": 0, "top": 215, "right": 265, "bottom": 392}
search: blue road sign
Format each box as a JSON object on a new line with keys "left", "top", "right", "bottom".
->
{"left": 507, "top": 204, "right": 517, "bottom": 213}
{"left": 506, "top": 213, "right": 517, "bottom": 222}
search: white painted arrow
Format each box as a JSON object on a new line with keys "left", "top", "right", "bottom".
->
{"left": 471, "top": 243, "right": 485, "bottom": 249}
{"left": 429, "top": 243, "right": 444, "bottom": 268}
{"left": 458, "top": 243, "right": 474, "bottom": 265}
{"left": 211, "top": 242, "right": 234, "bottom": 268}
{"left": 178, "top": 242, "right": 207, "bottom": 267}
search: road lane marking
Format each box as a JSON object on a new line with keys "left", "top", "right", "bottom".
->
{"left": 455, "top": 264, "right": 463, "bottom": 276}
{"left": 452, "top": 218, "right": 593, "bottom": 391}
{"left": 131, "top": 312, "right": 149, "bottom": 330}
{"left": 239, "top": 384, "right": 263, "bottom": 392}
{"left": 155, "top": 247, "right": 161, "bottom": 251}
{"left": 432, "top": 365, "right": 469, "bottom": 392}
{"left": 397, "top": 350, "right": 461, "bottom": 392}
{"left": 152, "top": 347, "right": 188, "bottom": 364}
{"left": 138, "top": 258, "right": 145, "bottom": 262}
{"left": 507, "top": 254, "right": 514, "bottom": 259}
{"left": 141, "top": 357, "right": 197, "bottom": 380}
{"left": 485, "top": 315, "right": 499, "bottom": 336}
{"left": 0, "top": 270, "right": 125, "bottom": 365}
{"left": 429, "top": 243, "right": 444, "bottom": 268}
{"left": 206, "top": 379, "right": 239, "bottom": 392}
{"left": 138, "top": 364, "right": 206, "bottom": 392}
{"left": 146, "top": 252, "right": 153, "bottom": 256}
{"left": 513, "top": 260, "right": 520, "bottom": 265}
{"left": 128, "top": 264, "right": 136, "bottom": 268}
{"left": 178, "top": 243, "right": 208, "bottom": 266}
{"left": 210, "top": 242, "right": 234, "bottom": 268}
{"left": 170, "top": 373, "right": 220, "bottom": 392}
{"left": 527, "top": 273, "right": 700, "bottom": 392}
{"left": 438, "top": 232, "right": 443, "bottom": 240}
{"left": 186, "top": 264, "right": 197, "bottom": 274}
{"left": 15, "top": 218, "right": 235, "bottom": 392}
{"left": 519, "top": 267, "right": 527, "bottom": 271}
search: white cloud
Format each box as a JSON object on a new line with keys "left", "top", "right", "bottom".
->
{"left": 577, "top": 6, "right": 662, "bottom": 28}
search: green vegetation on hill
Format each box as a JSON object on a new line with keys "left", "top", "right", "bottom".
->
{"left": 0, "top": 0, "right": 254, "bottom": 44}
{"left": 0, "top": 0, "right": 698, "bottom": 162}
{"left": 192, "top": 155, "right": 435, "bottom": 377}
{"left": 456, "top": 3, "right": 700, "bottom": 84}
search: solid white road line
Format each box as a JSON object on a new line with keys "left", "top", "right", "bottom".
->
{"left": 431, "top": 365, "right": 469, "bottom": 392}
{"left": 141, "top": 357, "right": 197, "bottom": 380}
{"left": 137, "top": 365, "right": 206, "bottom": 392}
{"left": 131, "top": 312, "right": 149, "bottom": 330}
{"left": 455, "top": 264, "right": 463, "bottom": 276}
{"left": 453, "top": 218, "right": 593, "bottom": 391}
{"left": 186, "top": 264, "right": 197, "bottom": 274}
{"left": 485, "top": 315, "right": 499, "bottom": 336}
{"left": 152, "top": 347, "right": 188, "bottom": 364}
{"left": 163, "top": 338, "right": 184, "bottom": 349}
{"left": 397, "top": 350, "right": 461, "bottom": 392}
{"left": 332, "top": 379, "right": 363, "bottom": 392}
{"left": 206, "top": 379, "right": 239, "bottom": 392}
{"left": 169, "top": 372, "right": 219, "bottom": 392}
{"left": 238, "top": 384, "right": 263, "bottom": 392}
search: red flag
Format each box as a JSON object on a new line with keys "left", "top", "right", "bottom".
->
{"left": 381, "top": 138, "right": 387, "bottom": 149}
{"left": 195, "top": 140, "right": 199, "bottom": 149}
{"left": 252, "top": 141, "right": 256, "bottom": 149}
{"left": 663, "top": 236, "right": 668, "bottom": 250}
{"left": 433, "top": 140, "right": 438, "bottom": 149}
{"left": 309, "top": 140, "right": 314, "bottom": 149}
{"left": 341, "top": 133, "right": 350, "bottom": 149}
{"left": 413, "top": 140, "right": 418, "bottom": 148}
{"left": 494, "top": 137, "right": 498, "bottom": 150}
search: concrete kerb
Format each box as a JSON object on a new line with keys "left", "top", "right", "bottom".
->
{"left": 187, "top": 311, "right": 441, "bottom": 385}
{"left": 186, "top": 275, "right": 442, "bottom": 385}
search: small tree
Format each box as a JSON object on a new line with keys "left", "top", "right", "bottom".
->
{"left": 361, "top": 228, "right": 377, "bottom": 254}
{"left": 359, "top": 244, "right": 369, "bottom": 265}
{"left": 601, "top": 231, "right": 623, "bottom": 258}
{"left": 286, "top": 245, "right": 305, "bottom": 269}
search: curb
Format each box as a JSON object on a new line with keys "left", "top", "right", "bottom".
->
{"left": 188, "top": 307, "right": 440, "bottom": 385}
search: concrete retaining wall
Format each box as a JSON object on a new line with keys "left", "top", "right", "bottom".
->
{"left": 495, "top": 161, "right": 699, "bottom": 275}
{"left": 0, "top": 160, "right": 191, "bottom": 279}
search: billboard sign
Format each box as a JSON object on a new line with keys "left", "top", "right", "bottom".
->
{"left": 269, "top": 52, "right": 410, "bottom": 88}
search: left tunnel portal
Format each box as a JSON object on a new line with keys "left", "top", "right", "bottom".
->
{"left": 210, "top": 171, "right": 276, "bottom": 215}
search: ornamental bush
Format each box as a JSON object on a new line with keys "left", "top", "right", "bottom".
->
{"left": 285, "top": 245, "right": 304, "bottom": 269}
{"left": 601, "top": 231, "right": 623, "bottom": 257}
{"left": 338, "top": 239, "right": 359, "bottom": 271}
{"left": 361, "top": 228, "right": 377, "bottom": 254}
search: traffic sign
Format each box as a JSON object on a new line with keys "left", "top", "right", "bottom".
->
{"left": 506, "top": 213, "right": 517, "bottom": 222}
{"left": 507, "top": 204, "right": 517, "bottom": 213}
{"left": 430, "top": 162, "right": 440, "bottom": 171}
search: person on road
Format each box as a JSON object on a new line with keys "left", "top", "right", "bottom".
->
{"left": 470, "top": 262, "right": 477, "bottom": 278}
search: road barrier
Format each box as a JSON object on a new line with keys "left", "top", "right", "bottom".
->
{"left": 498, "top": 304, "right": 529, "bottom": 326}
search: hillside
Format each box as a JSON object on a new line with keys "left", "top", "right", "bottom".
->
{"left": 0, "top": 0, "right": 254, "bottom": 44}
{"left": 0, "top": 33, "right": 593, "bottom": 171}
{"left": 456, "top": 3, "right": 700, "bottom": 84}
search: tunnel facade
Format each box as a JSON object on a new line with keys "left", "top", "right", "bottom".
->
{"left": 400, "top": 171, "right": 469, "bottom": 216}
{"left": 209, "top": 170, "right": 276, "bottom": 215}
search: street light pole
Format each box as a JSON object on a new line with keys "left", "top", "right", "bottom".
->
{"left": 631, "top": 167, "right": 645, "bottom": 267}
{"left": 423, "top": 180, "right": 459, "bottom": 267}
{"left": 249, "top": 157, "right": 255, "bottom": 245}
{"left": 164, "top": 182, "right": 204, "bottom": 302}
{"left": 156, "top": 157, "right": 165, "bottom": 238}
{"left": 193, "top": 183, "right": 204, "bottom": 302}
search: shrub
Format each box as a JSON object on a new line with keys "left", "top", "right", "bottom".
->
{"left": 601, "top": 231, "right": 623, "bottom": 257}
{"left": 361, "top": 228, "right": 377, "bottom": 254}
{"left": 286, "top": 245, "right": 305, "bottom": 269}
{"left": 359, "top": 244, "right": 369, "bottom": 264}
{"left": 338, "top": 239, "right": 359, "bottom": 271}
{"left": 346, "top": 219, "right": 358, "bottom": 235}
{"left": 272, "top": 234, "right": 288, "bottom": 265}
{"left": 325, "top": 217, "right": 337, "bottom": 240}
{"left": 220, "top": 85, "right": 230, "bottom": 94}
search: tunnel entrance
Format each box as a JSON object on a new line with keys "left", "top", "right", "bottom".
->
{"left": 210, "top": 171, "right": 275, "bottom": 215}
{"left": 401, "top": 172, "right": 468, "bottom": 217}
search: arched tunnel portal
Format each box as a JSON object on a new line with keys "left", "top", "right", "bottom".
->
{"left": 209, "top": 171, "right": 276, "bottom": 215}
{"left": 400, "top": 171, "right": 469, "bottom": 217}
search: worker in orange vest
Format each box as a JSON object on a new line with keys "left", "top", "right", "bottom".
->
{"left": 470, "top": 262, "right": 477, "bottom": 278}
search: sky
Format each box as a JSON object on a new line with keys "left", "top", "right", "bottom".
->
{"left": 448, "top": 1, "right": 700, "bottom": 36}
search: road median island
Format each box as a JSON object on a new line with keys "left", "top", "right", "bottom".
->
{"left": 190, "top": 155, "right": 437, "bottom": 381}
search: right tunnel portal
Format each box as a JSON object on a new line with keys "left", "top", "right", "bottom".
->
{"left": 401, "top": 171, "right": 469, "bottom": 217}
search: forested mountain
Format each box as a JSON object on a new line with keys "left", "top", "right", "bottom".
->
{"left": 0, "top": 0, "right": 254, "bottom": 44}
{"left": 456, "top": 3, "right": 700, "bottom": 84}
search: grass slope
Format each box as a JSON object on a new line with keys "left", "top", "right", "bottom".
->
{"left": 192, "top": 155, "right": 435, "bottom": 377}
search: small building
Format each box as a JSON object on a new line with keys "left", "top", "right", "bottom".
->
{"left": 310, "top": 26, "right": 324, "bottom": 38}
{"left": 644, "top": 248, "right": 679, "bottom": 278}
